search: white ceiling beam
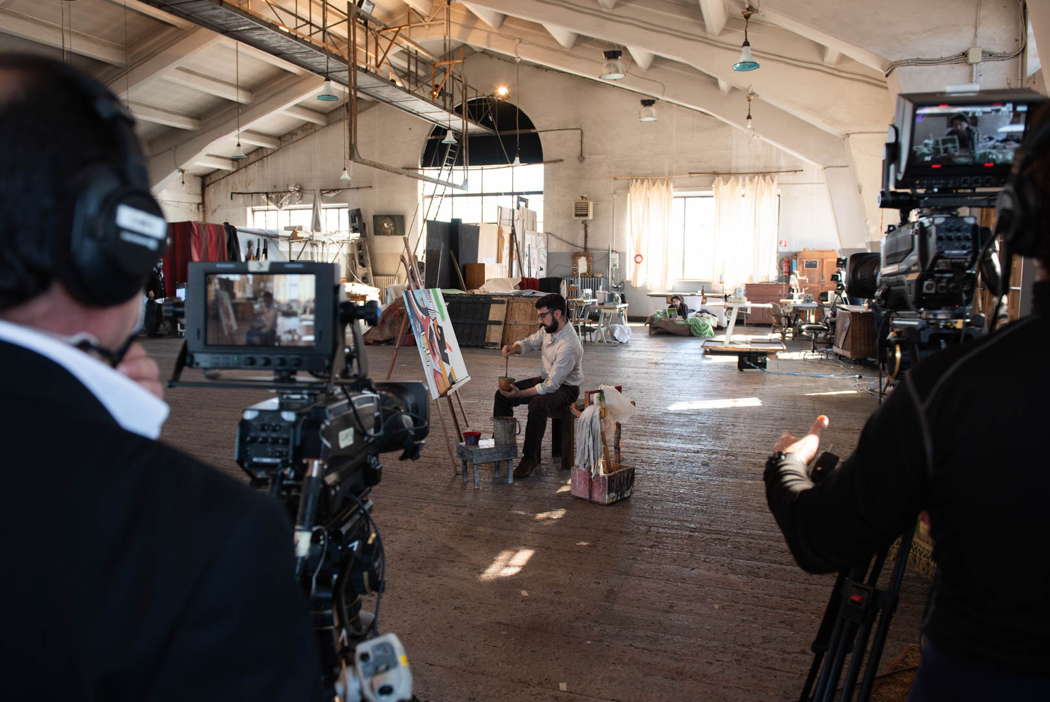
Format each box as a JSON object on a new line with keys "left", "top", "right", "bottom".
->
{"left": 164, "top": 67, "right": 253, "bottom": 103}
{"left": 542, "top": 24, "right": 578, "bottom": 50}
{"left": 148, "top": 74, "right": 325, "bottom": 186}
{"left": 283, "top": 105, "right": 328, "bottom": 126}
{"left": 238, "top": 131, "right": 280, "bottom": 149}
{"left": 99, "top": 0, "right": 192, "bottom": 29}
{"left": 1030, "top": 0, "right": 1050, "bottom": 96}
{"left": 627, "top": 46, "right": 654, "bottom": 71}
{"left": 193, "top": 155, "right": 236, "bottom": 171}
{"left": 219, "top": 38, "right": 305, "bottom": 75}
{"left": 742, "top": 4, "right": 887, "bottom": 73}
{"left": 596, "top": 0, "right": 619, "bottom": 10}
{"left": 823, "top": 46, "right": 841, "bottom": 65}
{"left": 461, "top": 0, "right": 887, "bottom": 135}
{"left": 698, "top": 0, "right": 728, "bottom": 36}
{"left": 106, "top": 28, "right": 222, "bottom": 100}
{"left": 462, "top": 2, "right": 506, "bottom": 30}
{"left": 130, "top": 103, "right": 200, "bottom": 130}
{"left": 717, "top": 78, "right": 732, "bottom": 94}
{"left": 403, "top": 0, "right": 433, "bottom": 18}
{"left": 419, "top": 13, "right": 871, "bottom": 249}
{"left": 0, "top": 10, "right": 126, "bottom": 65}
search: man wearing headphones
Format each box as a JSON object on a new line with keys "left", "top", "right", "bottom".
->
{"left": 0, "top": 55, "right": 322, "bottom": 699}
{"left": 763, "top": 104, "right": 1050, "bottom": 700}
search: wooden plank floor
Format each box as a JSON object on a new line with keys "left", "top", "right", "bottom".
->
{"left": 148, "top": 325, "right": 928, "bottom": 702}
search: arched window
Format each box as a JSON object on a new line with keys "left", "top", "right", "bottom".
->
{"left": 419, "top": 97, "right": 544, "bottom": 229}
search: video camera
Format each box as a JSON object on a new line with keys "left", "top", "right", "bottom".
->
{"left": 844, "top": 89, "right": 1046, "bottom": 374}
{"left": 171, "top": 261, "right": 428, "bottom": 701}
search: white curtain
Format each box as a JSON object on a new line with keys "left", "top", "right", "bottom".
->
{"left": 711, "top": 175, "right": 779, "bottom": 291}
{"left": 626, "top": 178, "right": 674, "bottom": 290}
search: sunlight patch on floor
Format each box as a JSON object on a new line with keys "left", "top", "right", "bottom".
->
{"left": 480, "top": 548, "right": 536, "bottom": 581}
{"left": 667, "top": 397, "right": 762, "bottom": 411}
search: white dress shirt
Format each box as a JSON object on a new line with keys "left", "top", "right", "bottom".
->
{"left": 517, "top": 321, "right": 584, "bottom": 394}
{"left": 0, "top": 320, "right": 169, "bottom": 439}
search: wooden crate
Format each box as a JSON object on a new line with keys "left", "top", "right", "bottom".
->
{"left": 501, "top": 297, "right": 540, "bottom": 347}
{"left": 833, "top": 305, "right": 877, "bottom": 359}
{"left": 571, "top": 465, "right": 635, "bottom": 505}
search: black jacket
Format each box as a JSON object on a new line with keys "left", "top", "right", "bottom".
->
{"left": 765, "top": 282, "right": 1050, "bottom": 675}
{"left": 0, "top": 341, "right": 323, "bottom": 700}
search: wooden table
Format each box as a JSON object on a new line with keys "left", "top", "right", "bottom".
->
{"left": 457, "top": 443, "right": 519, "bottom": 488}
{"left": 701, "top": 337, "right": 786, "bottom": 371}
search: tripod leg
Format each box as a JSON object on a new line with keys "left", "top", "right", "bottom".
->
{"left": 800, "top": 572, "right": 847, "bottom": 702}
{"left": 857, "top": 531, "right": 916, "bottom": 701}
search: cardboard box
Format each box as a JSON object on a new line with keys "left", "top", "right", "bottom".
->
{"left": 463, "top": 263, "right": 508, "bottom": 290}
{"left": 571, "top": 465, "right": 635, "bottom": 505}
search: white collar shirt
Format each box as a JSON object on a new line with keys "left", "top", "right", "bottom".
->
{"left": 0, "top": 319, "right": 169, "bottom": 439}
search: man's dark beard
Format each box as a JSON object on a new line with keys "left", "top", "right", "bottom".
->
{"left": 543, "top": 319, "right": 559, "bottom": 334}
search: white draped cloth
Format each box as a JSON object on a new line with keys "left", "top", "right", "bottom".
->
{"left": 626, "top": 178, "right": 674, "bottom": 290}
{"left": 711, "top": 175, "right": 779, "bottom": 291}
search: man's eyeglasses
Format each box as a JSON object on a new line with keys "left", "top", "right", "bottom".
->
{"left": 537, "top": 310, "right": 554, "bottom": 321}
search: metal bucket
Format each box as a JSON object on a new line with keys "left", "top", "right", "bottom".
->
{"left": 492, "top": 416, "right": 521, "bottom": 446}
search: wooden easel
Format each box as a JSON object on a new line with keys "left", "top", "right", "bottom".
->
{"left": 385, "top": 237, "right": 470, "bottom": 470}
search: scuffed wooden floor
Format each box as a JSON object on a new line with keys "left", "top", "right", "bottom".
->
{"left": 150, "top": 325, "right": 928, "bottom": 702}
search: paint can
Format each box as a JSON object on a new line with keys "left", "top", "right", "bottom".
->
{"left": 492, "top": 417, "right": 520, "bottom": 446}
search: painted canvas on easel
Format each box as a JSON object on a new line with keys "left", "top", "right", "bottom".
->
{"left": 403, "top": 289, "right": 470, "bottom": 399}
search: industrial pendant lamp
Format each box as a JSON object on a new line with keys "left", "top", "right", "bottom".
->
{"left": 441, "top": 129, "right": 458, "bottom": 146}
{"left": 339, "top": 164, "right": 352, "bottom": 181}
{"left": 600, "top": 50, "right": 625, "bottom": 80}
{"left": 745, "top": 90, "right": 754, "bottom": 130}
{"left": 232, "top": 42, "right": 247, "bottom": 160}
{"left": 732, "top": 6, "right": 760, "bottom": 72}
{"left": 317, "top": 79, "right": 340, "bottom": 102}
{"left": 639, "top": 98, "right": 657, "bottom": 122}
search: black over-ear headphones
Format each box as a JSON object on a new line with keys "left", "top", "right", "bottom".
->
{"left": 994, "top": 105, "right": 1050, "bottom": 259}
{"left": 59, "top": 68, "right": 168, "bottom": 307}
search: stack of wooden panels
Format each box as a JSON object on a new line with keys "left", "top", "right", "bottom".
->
{"left": 501, "top": 297, "right": 540, "bottom": 347}
{"left": 444, "top": 296, "right": 506, "bottom": 349}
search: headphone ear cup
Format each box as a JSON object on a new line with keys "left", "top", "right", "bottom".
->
{"left": 66, "top": 164, "right": 167, "bottom": 306}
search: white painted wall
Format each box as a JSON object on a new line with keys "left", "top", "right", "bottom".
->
{"left": 200, "top": 53, "right": 845, "bottom": 315}
{"left": 155, "top": 173, "right": 204, "bottom": 223}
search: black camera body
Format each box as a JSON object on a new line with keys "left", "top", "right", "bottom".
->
{"left": 170, "top": 261, "right": 427, "bottom": 699}
{"left": 879, "top": 214, "right": 981, "bottom": 312}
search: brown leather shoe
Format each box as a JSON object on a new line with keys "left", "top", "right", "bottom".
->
{"left": 513, "top": 456, "right": 539, "bottom": 479}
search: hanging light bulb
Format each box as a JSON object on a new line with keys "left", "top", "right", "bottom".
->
{"left": 339, "top": 164, "right": 352, "bottom": 182}
{"left": 732, "top": 6, "right": 761, "bottom": 72}
{"left": 317, "top": 79, "right": 340, "bottom": 102}
{"left": 494, "top": 85, "right": 510, "bottom": 99}
{"left": 639, "top": 99, "right": 657, "bottom": 123}
{"left": 231, "top": 42, "right": 247, "bottom": 161}
{"left": 745, "top": 91, "right": 754, "bottom": 131}
{"left": 512, "top": 153, "right": 521, "bottom": 167}
{"left": 600, "top": 50, "right": 626, "bottom": 80}
{"left": 441, "top": 129, "right": 458, "bottom": 146}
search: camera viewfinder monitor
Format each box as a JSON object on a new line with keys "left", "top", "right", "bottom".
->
{"left": 885, "top": 89, "right": 1047, "bottom": 191}
{"left": 185, "top": 261, "right": 337, "bottom": 372}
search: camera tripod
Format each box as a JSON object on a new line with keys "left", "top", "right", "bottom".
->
{"left": 800, "top": 528, "right": 915, "bottom": 702}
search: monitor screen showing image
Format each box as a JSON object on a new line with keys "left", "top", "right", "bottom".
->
{"left": 910, "top": 101, "right": 1030, "bottom": 169}
{"left": 205, "top": 273, "right": 316, "bottom": 348}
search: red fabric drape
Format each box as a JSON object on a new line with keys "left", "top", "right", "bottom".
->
{"left": 162, "top": 222, "right": 228, "bottom": 298}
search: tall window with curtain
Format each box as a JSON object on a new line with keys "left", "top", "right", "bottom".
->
{"left": 626, "top": 178, "right": 674, "bottom": 290}
{"left": 710, "top": 175, "right": 779, "bottom": 290}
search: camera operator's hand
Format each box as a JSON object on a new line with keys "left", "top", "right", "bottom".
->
{"left": 773, "top": 415, "right": 829, "bottom": 465}
{"left": 116, "top": 342, "right": 164, "bottom": 401}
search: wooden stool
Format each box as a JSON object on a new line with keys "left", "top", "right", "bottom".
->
{"left": 550, "top": 407, "right": 575, "bottom": 471}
